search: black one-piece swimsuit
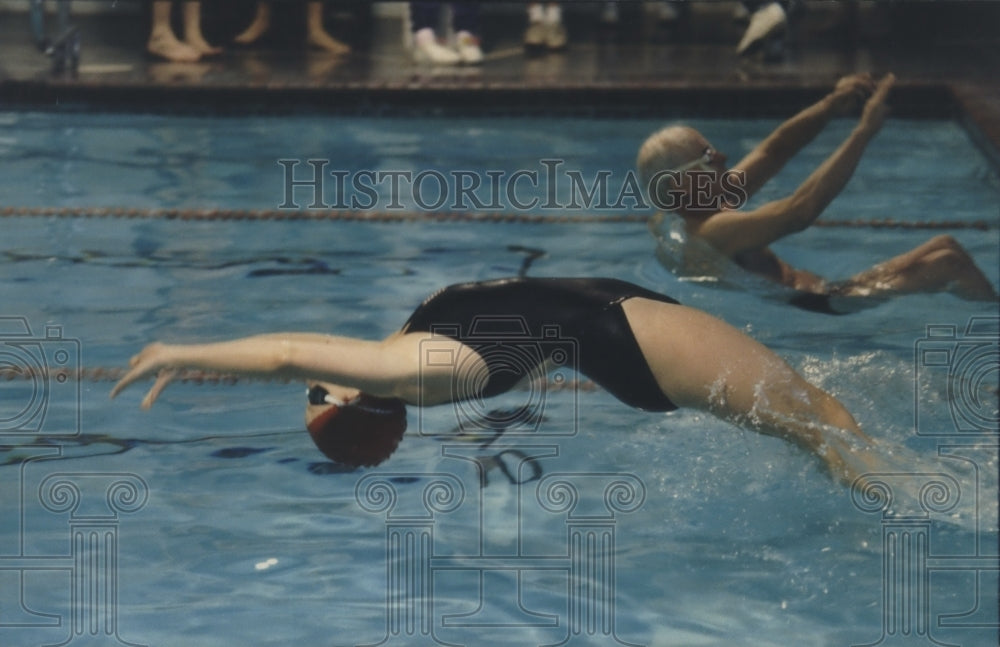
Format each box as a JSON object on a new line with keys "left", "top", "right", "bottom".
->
{"left": 401, "top": 277, "right": 679, "bottom": 412}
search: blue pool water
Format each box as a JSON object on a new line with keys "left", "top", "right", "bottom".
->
{"left": 1, "top": 111, "right": 998, "bottom": 647}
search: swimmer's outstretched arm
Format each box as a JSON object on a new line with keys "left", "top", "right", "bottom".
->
{"left": 732, "top": 73, "right": 878, "bottom": 198}
{"left": 110, "top": 332, "right": 488, "bottom": 409}
{"left": 692, "top": 74, "right": 894, "bottom": 257}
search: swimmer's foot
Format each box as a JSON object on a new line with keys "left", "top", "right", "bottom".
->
{"left": 307, "top": 28, "right": 351, "bottom": 56}
{"left": 816, "top": 428, "right": 892, "bottom": 495}
{"left": 148, "top": 32, "right": 201, "bottom": 63}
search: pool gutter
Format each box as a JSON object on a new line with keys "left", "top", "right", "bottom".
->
{"left": 1, "top": 78, "right": 998, "bottom": 169}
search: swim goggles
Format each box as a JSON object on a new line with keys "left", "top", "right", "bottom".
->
{"left": 672, "top": 146, "right": 717, "bottom": 173}
{"left": 307, "top": 384, "right": 354, "bottom": 408}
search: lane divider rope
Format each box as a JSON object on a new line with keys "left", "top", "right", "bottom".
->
{"left": 1, "top": 206, "right": 993, "bottom": 229}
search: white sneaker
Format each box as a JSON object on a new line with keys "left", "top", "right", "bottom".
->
{"left": 455, "top": 31, "right": 483, "bottom": 65}
{"left": 545, "top": 22, "right": 568, "bottom": 50}
{"left": 413, "top": 27, "right": 460, "bottom": 65}
{"left": 524, "top": 20, "right": 547, "bottom": 50}
{"left": 737, "top": 2, "right": 786, "bottom": 56}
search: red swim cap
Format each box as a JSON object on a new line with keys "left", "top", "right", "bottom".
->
{"left": 306, "top": 392, "right": 407, "bottom": 467}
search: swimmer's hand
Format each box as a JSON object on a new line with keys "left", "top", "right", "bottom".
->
{"left": 829, "top": 73, "right": 877, "bottom": 115}
{"left": 859, "top": 73, "right": 895, "bottom": 133}
{"left": 110, "top": 342, "right": 180, "bottom": 409}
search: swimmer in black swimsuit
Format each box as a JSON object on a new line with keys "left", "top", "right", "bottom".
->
{"left": 112, "top": 277, "right": 882, "bottom": 488}
{"left": 401, "top": 278, "right": 679, "bottom": 411}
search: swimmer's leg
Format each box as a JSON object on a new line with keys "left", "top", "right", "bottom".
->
{"left": 839, "top": 235, "right": 998, "bottom": 301}
{"left": 623, "top": 298, "right": 884, "bottom": 488}
{"left": 745, "top": 378, "right": 886, "bottom": 489}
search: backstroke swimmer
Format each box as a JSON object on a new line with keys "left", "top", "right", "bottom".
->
{"left": 112, "top": 277, "right": 887, "bottom": 489}
{"left": 637, "top": 73, "right": 998, "bottom": 312}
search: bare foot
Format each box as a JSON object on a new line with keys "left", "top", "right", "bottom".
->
{"left": 307, "top": 28, "right": 351, "bottom": 55}
{"left": 185, "top": 35, "right": 223, "bottom": 57}
{"left": 148, "top": 31, "right": 201, "bottom": 63}
{"left": 234, "top": 5, "right": 271, "bottom": 45}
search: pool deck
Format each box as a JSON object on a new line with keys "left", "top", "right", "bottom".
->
{"left": 1, "top": 2, "right": 999, "bottom": 164}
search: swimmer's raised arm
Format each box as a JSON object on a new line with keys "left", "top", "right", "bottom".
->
{"left": 693, "top": 74, "right": 894, "bottom": 256}
{"left": 732, "top": 73, "right": 878, "bottom": 199}
{"left": 110, "top": 332, "right": 488, "bottom": 409}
